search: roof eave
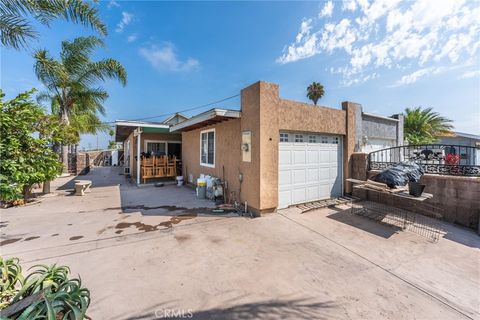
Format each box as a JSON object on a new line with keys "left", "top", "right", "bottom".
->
{"left": 170, "top": 109, "right": 241, "bottom": 132}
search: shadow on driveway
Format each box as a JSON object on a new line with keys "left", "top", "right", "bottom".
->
{"left": 126, "top": 298, "right": 337, "bottom": 320}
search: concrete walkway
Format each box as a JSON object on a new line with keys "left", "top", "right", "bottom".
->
{"left": 1, "top": 167, "right": 479, "bottom": 319}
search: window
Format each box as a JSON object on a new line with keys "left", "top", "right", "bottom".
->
{"left": 279, "top": 133, "right": 289, "bottom": 142}
{"left": 146, "top": 142, "right": 166, "bottom": 155}
{"left": 333, "top": 137, "right": 339, "bottom": 144}
{"left": 200, "top": 129, "right": 215, "bottom": 167}
{"left": 295, "top": 134, "right": 304, "bottom": 142}
{"left": 308, "top": 135, "right": 317, "bottom": 143}
{"left": 321, "top": 136, "right": 328, "bottom": 144}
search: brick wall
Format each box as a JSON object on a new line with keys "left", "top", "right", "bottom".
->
{"left": 351, "top": 153, "right": 480, "bottom": 230}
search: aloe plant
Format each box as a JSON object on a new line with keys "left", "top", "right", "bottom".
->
{"left": 0, "top": 258, "right": 25, "bottom": 309}
{"left": 1, "top": 260, "right": 90, "bottom": 319}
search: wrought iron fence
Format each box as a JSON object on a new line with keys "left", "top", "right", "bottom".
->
{"left": 368, "top": 144, "right": 480, "bottom": 176}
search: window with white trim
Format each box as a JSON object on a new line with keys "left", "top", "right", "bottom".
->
{"left": 200, "top": 129, "right": 215, "bottom": 167}
{"left": 308, "top": 135, "right": 317, "bottom": 143}
{"left": 279, "top": 133, "right": 289, "bottom": 142}
{"left": 321, "top": 136, "right": 328, "bottom": 143}
{"left": 295, "top": 134, "right": 304, "bottom": 142}
{"left": 333, "top": 137, "right": 339, "bottom": 144}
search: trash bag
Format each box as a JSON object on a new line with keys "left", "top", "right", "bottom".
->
{"left": 371, "top": 162, "right": 424, "bottom": 188}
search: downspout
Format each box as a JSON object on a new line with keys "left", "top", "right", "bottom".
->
{"left": 137, "top": 127, "right": 141, "bottom": 186}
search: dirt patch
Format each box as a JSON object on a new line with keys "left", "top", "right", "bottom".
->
{"left": 115, "top": 222, "right": 158, "bottom": 232}
{"left": 114, "top": 214, "right": 198, "bottom": 232}
{"left": 69, "top": 236, "right": 84, "bottom": 241}
{"left": 209, "top": 236, "right": 223, "bottom": 244}
{"left": 24, "top": 236, "right": 40, "bottom": 241}
{"left": 159, "top": 214, "right": 197, "bottom": 228}
{"left": 174, "top": 234, "right": 192, "bottom": 242}
{"left": 97, "top": 226, "right": 114, "bottom": 235}
{"left": 0, "top": 238, "right": 21, "bottom": 246}
{"left": 115, "top": 230, "right": 123, "bottom": 234}
{"left": 51, "top": 233, "right": 59, "bottom": 237}
{"left": 119, "top": 205, "right": 211, "bottom": 215}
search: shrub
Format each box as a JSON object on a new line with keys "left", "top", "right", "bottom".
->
{"left": 0, "top": 90, "right": 62, "bottom": 203}
{"left": 0, "top": 258, "right": 90, "bottom": 319}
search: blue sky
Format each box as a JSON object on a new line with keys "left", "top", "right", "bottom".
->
{"left": 2, "top": 0, "right": 479, "bottom": 149}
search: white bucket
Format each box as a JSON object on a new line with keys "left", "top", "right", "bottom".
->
{"left": 176, "top": 176, "right": 183, "bottom": 186}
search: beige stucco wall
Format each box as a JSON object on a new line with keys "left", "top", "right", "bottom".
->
{"left": 181, "top": 119, "right": 243, "bottom": 203}
{"left": 180, "top": 81, "right": 358, "bottom": 214}
{"left": 278, "top": 100, "right": 346, "bottom": 135}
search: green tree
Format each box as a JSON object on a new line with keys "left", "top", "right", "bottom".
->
{"left": 0, "top": 0, "right": 106, "bottom": 50}
{"left": 0, "top": 90, "right": 62, "bottom": 203}
{"left": 306, "top": 82, "right": 325, "bottom": 106}
{"left": 34, "top": 36, "right": 127, "bottom": 172}
{"left": 404, "top": 107, "right": 453, "bottom": 144}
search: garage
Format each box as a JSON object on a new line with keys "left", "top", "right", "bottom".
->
{"left": 278, "top": 132, "right": 343, "bottom": 208}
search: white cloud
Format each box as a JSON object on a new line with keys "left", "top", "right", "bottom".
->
{"left": 115, "top": 11, "right": 133, "bottom": 33}
{"left": 319, "top": 1, "right": 334, "bottom": 18}
{"left": 127, "top": 34, "right": 138, "bottom": 43}
{"left": 277, "top": 0, "right": 480, "bottom": 86}
{"left": 139, "top": 43, "right": 199, "bottom": 72}
{"left": 342, "top": 0, "right": 357, "bottom": 12}
{"left": 393, "top": 66, "right": 446, "bottom": 86}
{"left": 108, "top": 0, "right": 120, "bottom": 9}
{"left": 459, "top": 70, "right": 480, "bottom": 79}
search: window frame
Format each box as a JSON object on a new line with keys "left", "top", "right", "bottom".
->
{"left": 200, "top": 128, "right": 215, "bottom": 168}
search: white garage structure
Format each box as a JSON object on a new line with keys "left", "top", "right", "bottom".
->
{"left": 278, "top": 132, "right": 343, "bottom": 209}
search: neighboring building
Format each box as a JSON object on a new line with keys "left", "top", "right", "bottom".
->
{"left": 116, "top": 81, "right": 405, "bottom": 214}
{"left": 437, "top": 131, "right": 480, "bottom": 165}
{"left": 356, "top": 112, "right": 404, "bottom": 153}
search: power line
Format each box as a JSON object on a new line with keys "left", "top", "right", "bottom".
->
{"left": 102, "top": 93, "right": 240, "bottom": 125}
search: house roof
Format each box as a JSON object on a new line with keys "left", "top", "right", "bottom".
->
{"left": 162, "top": 112, "right": 189, "bottom": 125}
{"left": 362, "top": 112, "right": 400, "bottom": 122}
{"left": 170, "top": 108, "right": 241, "bottom": 132}
{"left": 439, "top": 131, "right": 480, "bottom": 140}
{"left": 115, "top": 120, "right": 170, "bottom": 142}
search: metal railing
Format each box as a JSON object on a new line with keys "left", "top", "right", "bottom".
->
{"left": 368, "top": 144, "right": 480, "bottom": 176}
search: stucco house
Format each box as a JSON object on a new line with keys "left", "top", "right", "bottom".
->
{"left": 115, "top": 81, "right": 403, "bottom": 214}
{"left": 115, "top": 113, "right": 188, "bottom": 181}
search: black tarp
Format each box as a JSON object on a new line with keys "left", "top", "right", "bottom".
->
{"left": 371, "top": 162, "right": 424, "bottom": 188}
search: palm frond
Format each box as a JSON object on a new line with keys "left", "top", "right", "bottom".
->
{"left": 0, "top": 14, "right": 36, "bottom": 49}
{"left": 0, "top": 0, "right": 107, "bottom": 50}
{"left": 77, "top": 58, "right": 128, "bottom": 87}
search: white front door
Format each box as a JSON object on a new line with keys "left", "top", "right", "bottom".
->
{"left": 278, "top": 132, "right": 342, "bottom": 209}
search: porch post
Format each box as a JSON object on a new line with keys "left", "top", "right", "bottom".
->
{"left": 137, "top": 127, "right": 141, "bottom": 185}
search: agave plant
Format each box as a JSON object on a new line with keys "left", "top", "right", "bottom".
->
{"left": 1, "top": 261, "right": 90, "bottom": 319}
{"left": 0, "top": 257, "right": 24, "bottom": 309}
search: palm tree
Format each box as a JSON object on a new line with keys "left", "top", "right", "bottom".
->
{"left": 404, "top": 107, "right": 453, "bottom": 144}
{"left": 34, "top": 36, "right": 127, "bottom": 172}
{"left": 306, "top": 82, "right": 325, "bottom": 106}
{"left": 1, "top": 0, "right": 107, "bottom": 49}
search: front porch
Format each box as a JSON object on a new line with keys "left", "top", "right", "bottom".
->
{"left": 115, "top": 120, "right": 183, "bottom": 185}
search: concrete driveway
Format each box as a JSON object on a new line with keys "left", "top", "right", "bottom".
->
{"left": 1, "top": 167, "right": 479, "bottom": 319}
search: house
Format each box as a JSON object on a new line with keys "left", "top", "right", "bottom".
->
{"left": 437, "top": 131, "right": 480, "bottom": 165}
{"left": 115, "top": 81, "right": 404, "bottom": 214}
{"left": 357, "top": 111, "right": 404, "bottom": 153}
{"left": 167, "top": 81, "right": 402, "bottom": 214}
{"left": 114, "top": 113, "right": 188, "bottom": 184}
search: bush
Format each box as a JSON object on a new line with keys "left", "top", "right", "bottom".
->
{"left": 0, "top": 90, "right": 62, "bottom": 203}
{"left": 0, "top": 257, "right": 90, "bottom": 319}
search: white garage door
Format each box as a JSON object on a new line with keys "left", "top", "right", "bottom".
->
{"left": 278, "top": 132, "right": 342, "bottom": 209}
